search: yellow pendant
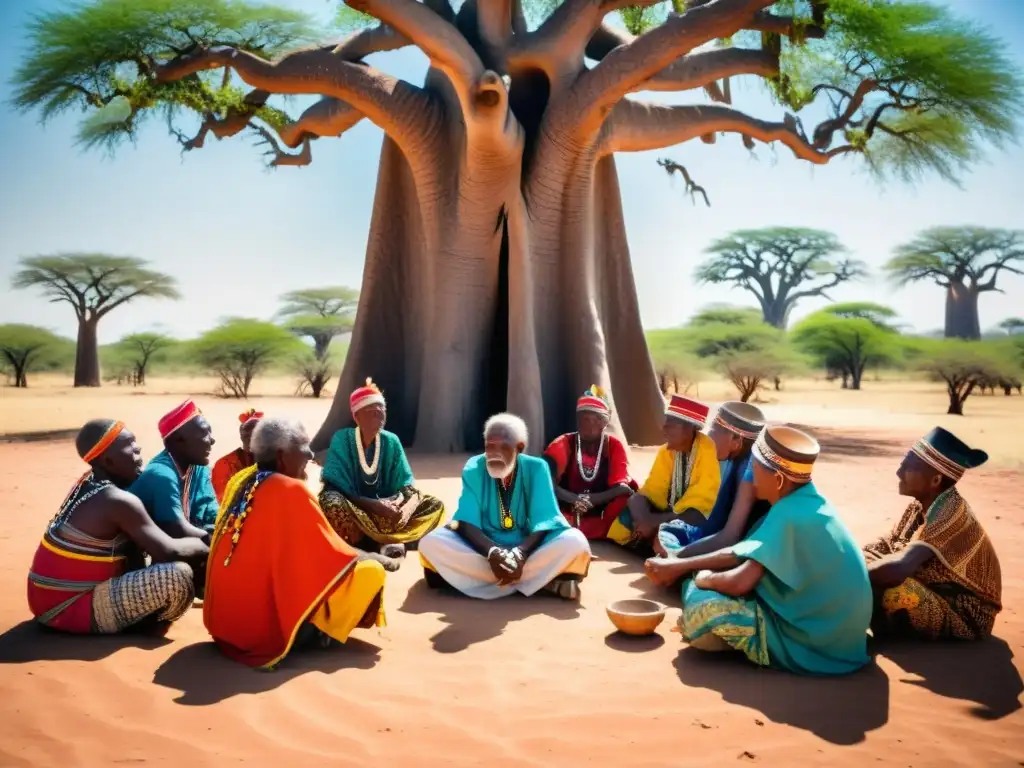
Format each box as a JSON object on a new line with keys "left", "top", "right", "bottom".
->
{"left": 502, "top": 515, "right": 514, "bottom": 529}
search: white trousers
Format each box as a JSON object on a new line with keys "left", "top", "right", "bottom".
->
{"left": 419, "top": 527, "right": 592, "bottom": 600}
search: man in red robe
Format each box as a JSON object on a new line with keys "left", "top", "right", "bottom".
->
{"left": 543, "top": 386, "right": 637, "bottom": 540}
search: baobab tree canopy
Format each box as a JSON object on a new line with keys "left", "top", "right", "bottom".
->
{"left": 885, "top": 226, "right": 1024, "bottom": 341}
{"left": 697, "top": 227, "right": 866, "bottom": 328}
{"left": 11, "top": 0, "right": 1022, "bottom": 451}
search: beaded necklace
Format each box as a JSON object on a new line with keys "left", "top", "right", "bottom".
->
{"left": 575, "top": 432, "right": 605, "bottom": 483}
{"left": 495, "top": 466, "right": 517, "bottom": 530}
{"left": 49, "top": 472, "right": 111, "bottom": 530}
{"left": 221, "top": 470, "right": 272, "bottom": 566}
{"left": 354, "top": 426, "right": 381, "bottom": 486}
{"left": 668, "top": 440, "right": 697, "bottom": 507}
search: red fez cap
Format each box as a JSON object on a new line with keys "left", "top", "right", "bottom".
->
{"left": 665, "top": 394, "right": 709, "bottom": 428}
{"left": 159, "top": 399, "right": 201, "bottom": 440}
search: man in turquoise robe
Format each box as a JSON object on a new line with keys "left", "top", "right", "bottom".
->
{"left": 645, "top": 424, "right": 872, "bottom": 676}
{"left": 419, "top": 413, "right": 592, "bottom": 600}
{"left": 129, "top": 400, "right": 218, "bottom": 538}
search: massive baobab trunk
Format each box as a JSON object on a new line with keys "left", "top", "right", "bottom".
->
{"left": 944, "top": 281, "right": 982, "bottom": 340}
{"left": 154, "top": 0, "right": 833, "bottom": 453}
{"left": 74, "top": 317, "right": 101, "bottom": 387}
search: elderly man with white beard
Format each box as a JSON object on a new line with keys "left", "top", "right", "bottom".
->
{"left": 419, "top": 413, "right": 592, "bottom": 600}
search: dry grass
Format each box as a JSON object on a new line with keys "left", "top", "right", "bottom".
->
{"left": 2, "top": 373, "right": 1023, "bottom": 467}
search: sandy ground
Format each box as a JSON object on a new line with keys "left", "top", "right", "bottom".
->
{"left": 0, "top": 381, "right": 1022, "bottom": 766}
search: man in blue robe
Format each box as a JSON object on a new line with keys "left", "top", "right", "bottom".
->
{"left": 419, "top": 413, "right": 592, "bottom": 600}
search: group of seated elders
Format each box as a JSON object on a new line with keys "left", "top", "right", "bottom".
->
{"left": 656, "top": 401, "right": 770, "bottom": 557}
{"left": 130, "top": 400, "right": 219, "bottom": 538}
{"left": 211, "top": 408, "right": 262, "bottom": 501}
{"left": 863, "top": 427, "right": 1002, "bottom": 641}
{"left": 542, "top": 386, "right": 638, "bottom": 539}
{"left": 419, "top": 414, "right": 592, "bottom": 600}
{"left": 27, "top": 419, "right": 208, "bottom": 634}
{"left": 318, "top": 379, "right": 445, "bottom": 570}
{"left": 647, "top": 425, "right": 874, "bottom": 675}
{"left": 204, "top": 417, "right": 386, "bottom": 668}
{"left": 606, "top": 394, "right": 720, "bottom": 552}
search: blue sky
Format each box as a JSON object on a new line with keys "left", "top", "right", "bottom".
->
{"left": 0, "top": 0, "right": 1022, "bottom": 344}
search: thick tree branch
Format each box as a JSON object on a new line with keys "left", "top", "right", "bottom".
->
{"left": 154, "top": 46, "right": 433, "bottom": 150}
{"left": 599, "top": 101, "right": 856, "bottom": 162}
{"left": 571, "top": 0, "right": 776, "bottom": 117}
{"left": 333, "top": 24, "right": 412, "bottom": 60}
{"left": 510, "top": 0, "right": 658, "bottom": 76}
{"left": 279, "top": 98, "right": 364, "bottom": 147}
{"left": 476, "top": 0, "right": 515, "bottom": 52}
{"left": 348, "top": 0, "right": 483, "bottom": 87}
{"left": 642, "top": 47, "right": 778, "bottom": 92}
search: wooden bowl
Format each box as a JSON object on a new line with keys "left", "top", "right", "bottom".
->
{"left": 607, "top": 598, "right": 666, "bottom": 636}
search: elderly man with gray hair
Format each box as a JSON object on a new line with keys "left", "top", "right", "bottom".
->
{"left": 418, "top": 413, "right": 592, "bottom": 600}
{"left": 203, "top": 417, "right": 386, "bottom": 667}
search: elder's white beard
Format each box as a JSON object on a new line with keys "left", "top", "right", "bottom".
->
{"left": 486, "top": 457, "right": 516, "bottom": 481}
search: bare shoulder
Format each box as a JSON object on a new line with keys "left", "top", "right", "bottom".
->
{"left": 102, "top": 485, "right": 148, "bottom": 516}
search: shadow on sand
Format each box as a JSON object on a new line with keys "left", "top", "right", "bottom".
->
{"left": 152, "top": 637, "right": 382, "bottom": 706}
{"left": 0, "top": 620, "right": 172, "bottom": 664}
{"left": 591, "top": 542, "right": 684, "bottom": 607}
{"left": 604, "top": 631, "right": 666, "bottom": 652}
{"left": 673, "top": 648, "right": 890, "bottom": 745}
{"left": 876, "top": 635, "right": 1022, "bottom": 720}
{"left": 399, "top": 580, "right": 582, "bottom": 653}
{"left": 786, "top": 424, "right": 907, "bottom": 462}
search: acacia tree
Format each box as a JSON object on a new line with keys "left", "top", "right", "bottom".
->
{"left": 113, "top": 332, "right": 175, "bottom": 385}
{"left": 696, "top": 228, "right": 866, "bottom": 328}
{"left": 0, "top": 325, "right": 71, "bottom": 388}
{"left": 686, "top": 319, "right": 797, "bottom": 401}
{"left": 279, "top": 286, "right": 358, "bottom": 397}
{"left": 192, "top": 318, "right": 303, "bottom": 398}
{"left": 886, "top": 227, "right": 1024, "bottom": 341}
{"left": 916, "top": 339, "right": 1014, "bottom": 415}
{"left": 10, "top": 255, "right": 180, "bottom": 387}
{"left": 791, "top": 302, "right": 900, "bottom": 389}
{"left": 998, "top": 318, "right": 1024, "bottom": 335}
{"left": 12, "top": 0, "right": 1022, "bottom": 451}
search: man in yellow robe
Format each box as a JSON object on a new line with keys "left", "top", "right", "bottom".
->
{"left": 608, "top": 394, "right": 719, "bottom": 552}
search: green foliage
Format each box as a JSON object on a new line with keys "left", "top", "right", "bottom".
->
{"left": 914, "top": 338, "right": 1017, "bottom": 414}
{"left": 791, "top": 304, "right": 903, "bottom": 389}
{"left": 106, "top": 332, "right": 176, "bottom": 384}
{"left": 335, "top": 3, "right": 378, "bottom": 32}
{"left": 0, "top": 325, "right": 74, "bottom": 387}
{"left": 10, "top": 0, "right": 315, "bottom": 151}
{"left": 684, "top": 321, "right": 802, "bottom": 401}
{"left": 688, "top": 305, "right": 765, "bottom": 327}
{"left": 12, "top": 254, "right": 180, "bottom": 319}
{"left": 884, "top": 227, "right": 1024, "bottom": 288}
{"left": 761, "top": 0, "right": 1023, "bottom": 183}
{"left": 278, "top": 286, "right": 358, "bottom": 360}
{"left": 698, "top": 228, "right": 866, "bottom": 328}
{"left": 645, "top": 328, "right": 704, "bottom": 395}
{"left": 192, "top": 318, "right": 304, "bottom": 397}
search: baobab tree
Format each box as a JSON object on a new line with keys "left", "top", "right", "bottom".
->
{"left": 11, "top": 0, "right": 1022, "bottom": 451}
{"left": 885, "top": 227, "right": 1024, "bottom": 340}
{"left": 11, "top": 255, "right": 179, "bottom": 387}
{"left": 696, "top": 228, "right": 866, "bottom": 328}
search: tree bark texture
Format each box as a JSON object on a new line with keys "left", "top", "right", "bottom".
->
{"left": 155, "top": 0, "right": 811, "bottom": 453}
{"left": 74, "top": 317, "right": 101, "bottom": 388}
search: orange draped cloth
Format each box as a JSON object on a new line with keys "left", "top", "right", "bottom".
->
{"left": 211, "top": 448, "right": 252, "bottom": 502}
{"left": 204, "top": 471, "right": 372, "bottom": 668}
